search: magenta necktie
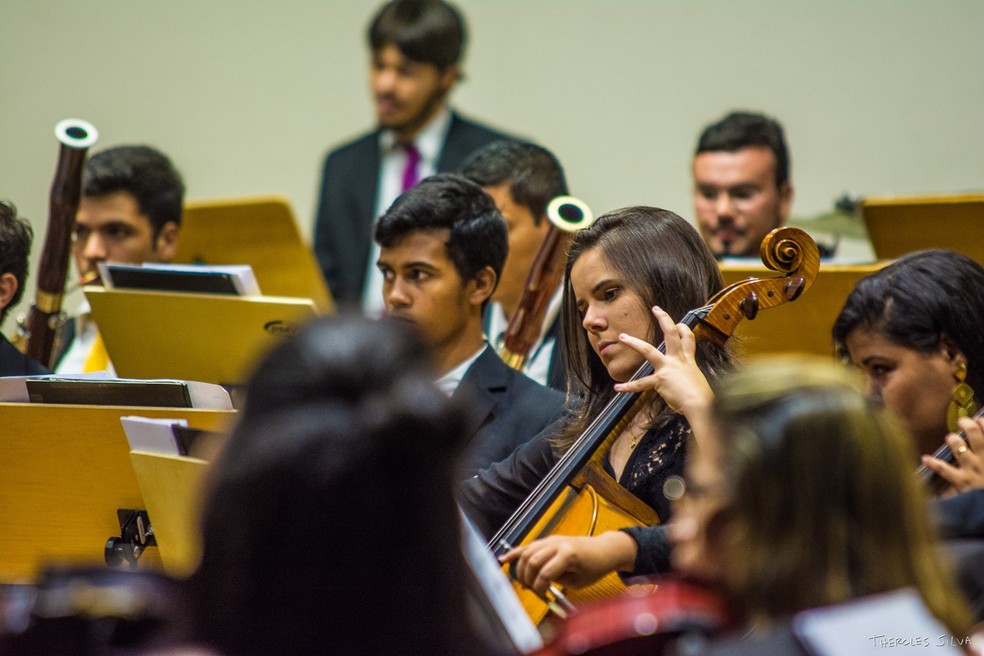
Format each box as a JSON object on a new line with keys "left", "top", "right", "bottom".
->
{"left": 401, "top": 142, "right": 421, "bottom": 192}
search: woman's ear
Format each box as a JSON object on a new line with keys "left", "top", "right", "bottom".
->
{"left": 939, "top": 333, "right": 967, "bottom": 368}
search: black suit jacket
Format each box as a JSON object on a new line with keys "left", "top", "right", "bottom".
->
{"left": 0, "top": 334, "right": 50, "bottom": 376}
{"left": 313, "top": 112, "right": 515, "bottom": 308}
{"left": 454, "top": 345, "right": 564, "bottom": 478}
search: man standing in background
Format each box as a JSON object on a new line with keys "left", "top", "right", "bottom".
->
{"left": 314, "top": 0, "right": 516, "bottom": 313}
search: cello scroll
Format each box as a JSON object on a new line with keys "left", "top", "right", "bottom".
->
{"left": 695, "top": 226, "right": 820, "bottom": 346}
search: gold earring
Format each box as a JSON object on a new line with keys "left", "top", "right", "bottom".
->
{"left": 946, "top": 362, "right": 978, "bottom": 432}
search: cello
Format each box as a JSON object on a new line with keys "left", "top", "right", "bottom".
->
{"left": 491, "top": 226, "right": 821, "bottom": 624}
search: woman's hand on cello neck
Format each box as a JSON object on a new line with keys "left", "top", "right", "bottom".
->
{"left": 613, "top": 306, "right": 715, "bottom": 438}
{"left": 921, "top": 415, "right": 984, "bottom": 495}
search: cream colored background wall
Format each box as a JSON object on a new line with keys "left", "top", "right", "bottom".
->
{"left": 2, "top": 0, "right": 983, "bottom": 329}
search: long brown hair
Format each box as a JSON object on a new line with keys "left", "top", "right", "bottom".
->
{"left": 552, "top": 206, "right": 733, "bottom": 452}
{"left": 713, "top": 357, "right": 971, "bottom": 634}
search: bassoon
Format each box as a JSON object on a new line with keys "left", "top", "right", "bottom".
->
{"left": 25, "top": 118, "right": 98, "bottom": 368}
{"left": 498, "top": 196, "right": 593, "bottom": 371}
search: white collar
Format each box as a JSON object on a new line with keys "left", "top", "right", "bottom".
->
{"left": 488, "top": 286, "right": 564, "bottom": 351}
{"left": 379, "top": 106, "right": 452, "bottom": 163}
{"left": 435, "top": 343, "right": 487, "bottom": 396}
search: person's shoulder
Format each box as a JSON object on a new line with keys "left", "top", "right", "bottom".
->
{"left": 516, "top": 367, "right": 563, "bottom": 400}
{"left": 502, "top": 360, "right": 565, "bottom": 407}
{"left": 474, "top": 347, "right": 563, "bottom": 401}
{"left": 0, "top": 334, "right": 50, "bottom": 376}
{"left": 448, "top": 111, "right": 519, "bottom": 145}
{"left": 324, "top": 127, "right": 380, "bottom": 163}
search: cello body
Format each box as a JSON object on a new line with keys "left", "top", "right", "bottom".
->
{"left": 506, "top": 462, "right": 661, "bottom": 623}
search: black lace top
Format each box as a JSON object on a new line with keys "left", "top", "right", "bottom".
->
{"left": 600, "top": 413, "right": 689, "bottom": 524}
{"left": 457, "top": 412, "right": 689, "bottom": 577}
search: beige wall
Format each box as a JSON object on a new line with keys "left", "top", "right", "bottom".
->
{"left": 2, "top": 0, "right": 983, "bottom": 329}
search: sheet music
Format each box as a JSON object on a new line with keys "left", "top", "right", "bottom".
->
{"left": 0, "top": 375, "right": 233, "bottom": 409}
{"left": 98, "top": 261, "right": 262, "bottom": 295}
{"left": 792, "top": 588, "right": 969, "bottom": 655}
{"left": 459, "top": 509, "right": 543, "bottom": 653}
{"left": 120, "top": 416, "right": 189, "bottom": 455}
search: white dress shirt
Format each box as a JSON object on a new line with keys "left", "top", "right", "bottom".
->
{"left": 361, "top": 107, "right": 453, "bottom": 316}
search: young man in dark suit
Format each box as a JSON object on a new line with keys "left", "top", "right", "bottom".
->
{"left": 0, "top": 201, "right": 50, "bottom": 376}
{"left": 374, "top": 174, "right": 563, "bottom": 476}
{"left": 314, "top": 0, "right": 516, "bottom": 313}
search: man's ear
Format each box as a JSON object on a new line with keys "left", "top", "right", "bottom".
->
{"left": 154, "top": 222, "right": 180, "bottom": 262}
{"left": 0, "top": 272, "right": 18, "bottom": 312}
{"left": 778, "top": 181, "right": 794, "bottom": 223}
{"left": 438, "top": 64, "right": 459, "bottom": 94}
{"left": 468, "top": 266, "right": 497, "bottom": 307}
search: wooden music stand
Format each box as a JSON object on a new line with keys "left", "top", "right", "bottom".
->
{"left": 861, "top": 193, "right": 984, "bottom": 265}
{"left": 86, "top": 286, "right": 319, "bottom": 388}
{"left": 0, "top": 403, "right": 233, "bottom": 583}
{"left": 174, "top": 195, "right": 335, "bottom": 313}
{"left": 719, "top": 262, "right": 889, "bottom": 357}
{"left": 129, "top": 452, "right": 211, "bottom": 577}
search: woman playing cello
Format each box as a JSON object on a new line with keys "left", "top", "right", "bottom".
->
{"left": 459, "top": 205, "right": 734, "bottom": 582}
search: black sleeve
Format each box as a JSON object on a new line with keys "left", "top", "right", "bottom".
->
{"left": 457, "top": 420, "right": 562, "bottom": 541}
{"left": 934, "top": 488, "right": 984, "bottom": 539}
{"left": 620, "top": 525, "right": 674, "bottom": 576}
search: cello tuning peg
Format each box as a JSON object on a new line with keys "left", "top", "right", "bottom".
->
{"left": 739, "top": 292, "right": 759, "bottom": 320}
{"left": 784, "top": 276, "right": 806, "bottom": 302}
